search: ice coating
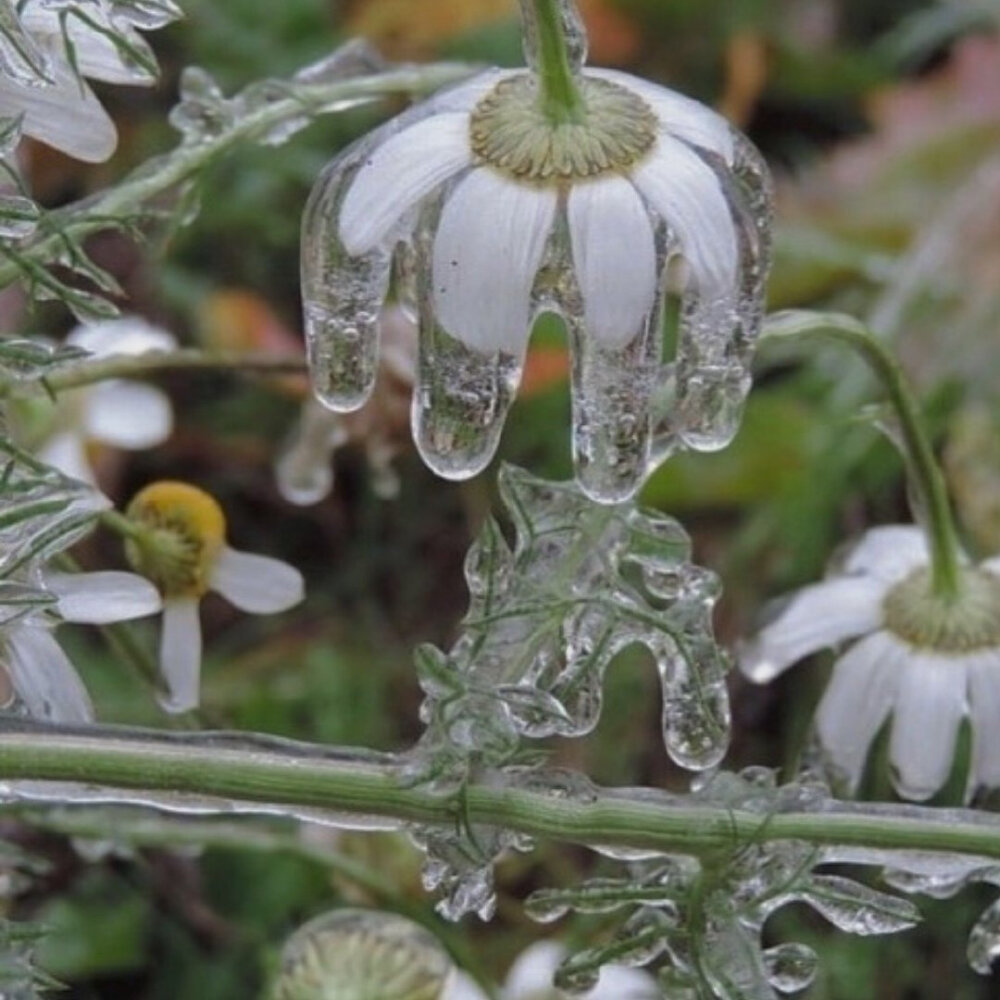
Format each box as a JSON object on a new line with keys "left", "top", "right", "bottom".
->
{"left": 300, "top": 49, "right": 774, "bottom": 503}
{"left": 526, "top": 769, "right": 927, "bottom": 1000}
{"left": 403, "top": 464, "right": 729, "bottom": 920}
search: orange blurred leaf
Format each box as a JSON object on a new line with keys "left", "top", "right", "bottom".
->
{"left": 344, "top": 0, "right": 640, "bottom": 63}
{"left": 521, "top": 344, "right": 569, "bottom": 396}
{"left": 199, "top": 288, "right": 307, "bottom": 395}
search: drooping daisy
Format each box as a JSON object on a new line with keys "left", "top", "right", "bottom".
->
{"left": 301, "top": 0, "right": 772, "bottom": 503}
{"left": 1, "top": 567, "right": 161, "bottom": 722}
{"left": 0, "top": 0, "right": 178, "bottom": 162}
{"left": 123, "top": 481, "right": 305, "bottom": 713}
{"left": 445, "top": 940, "right": 660, "bottom": 1000}
{"left": 740, "top": 525, "right": 1000, "bottom": 802}
{"left": 29, "top": 316, "right": 176, "bottom": 485}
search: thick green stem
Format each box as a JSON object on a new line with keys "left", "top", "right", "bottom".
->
{"left": 762, "top": 311, "right": 964, "bottom": 601}
{"left": 0, "top": 723, "right": 999, "bottom": 862}
{"left": 0, "top": 63, "right": 473, "bottom": 291}
{"left": 521, "top": 0, "right": 586, "bottom": 123}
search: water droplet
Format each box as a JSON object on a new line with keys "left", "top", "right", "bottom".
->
{"left": 764, "top": 942, "right": 818, "bottom": 994}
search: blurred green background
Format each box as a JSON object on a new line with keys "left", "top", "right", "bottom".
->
{"left": 5, "top": 0, "right": 1000, "bottom": 996}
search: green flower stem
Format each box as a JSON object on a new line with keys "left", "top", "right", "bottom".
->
{"left": 0, "top": 62, "right": 474, "bottom": 292}
{"left": 1, "top": 722, "right": 999, "bottom": 862}
{"left": 762, "top": 310, "right": 964, "bottom": 601}
{"left": 521, "top": 0, "right": 586, "bottom": 123}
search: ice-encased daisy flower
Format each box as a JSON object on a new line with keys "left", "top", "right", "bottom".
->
{"left": 31, "top": 316, "right": 175, "bottom": 484}
{"left": 740, "top": 525, "right": 1000, "bottom": 802}
{"left": 302, "top": 0, "right": 772, "bottom": 503}
{"left": 1, "top": 567, "right": 161, "bottom": 722}
{"left": 446, "top": 940, "right": 660, "bottom": 1000}
{"left": 123, "top": 481, "right": 305, "bottom": 713}
{"left": 0, "top": 0, "right": 179, "bottom": 162}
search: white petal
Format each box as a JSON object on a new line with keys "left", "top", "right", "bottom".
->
{"left": 20, "top": 7, "right": 156, "bottom": 86}
{"left": 631, "top": 135, "right": 738, "bottom": 293}
{"left": 980, "top": 556, "right": 1000, "bottom": 577}
{"left": 429, "top": 68, "right": 517, "bottom": 114}
{"left": 843, "top": 525, "right": 931, "bottom": 584}
{"left": 4, "top": 625, "right": 94, "bottom": 722}
{"left": 210, "top": 547, "right": 304, "bottom": 614}
{"left": 440, "top": 970, "right": 489, "bottom": 1000}
{"left": 967, "top": 650, "right": 1000, "bottom": 794}
{"left": 586, "top": 964, "right": 662, "bottom": 999}
{"left": 0, "top": 59, "right": 116, "bottom": 162}
{"left": 815, "top": 631, "right": 904, "bottom": 792}
{"left": 889, "top": 650, "right": 968, "bottom": 801}
{"left": 502, "top": 941, "right": 564, "bottom": 997}
{"left": 739, "top": 577, "right": 887, "bottom": 682}
{"left": 433, "top": 168, "right": 557, "bottom": 355}
{"left": 339, "top": 112, "right": 473, "bottom": 255}
{"left": 159, "top": 597, "right": 202, "bottom": 714}
{"left": 37, "top": 429, "right": 94, "bottom": 483}
{"left": 67, "top": 317, "right": 175, "bottom": 357}
{"left": 83, "top": 381, "right": 173, "bottom": 449}
{"left": 586, "top": 68, "right": 735, "bottom": 161}
{"left": 568, "top": 176, "right": 658, "bottom": 348}
{"left": 43, "top": 570, "right": 161, "bottom": 623}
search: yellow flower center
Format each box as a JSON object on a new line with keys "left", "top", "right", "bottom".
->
{"left": 469, "top": 73, "right": 658, "bottom": 183}
{"left": 124, "top": 481, "right": 226, "bottom": 599}
{"left": 883, "top": 567, "right": 1000, "bottom": 653}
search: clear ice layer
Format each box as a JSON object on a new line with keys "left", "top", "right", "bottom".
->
{"left": 412, "top": 465, "right": 730, "bottom": 774}
{"left": 526, "top": 768, "right": 926, "bottom": 1000}
{"left": 300, "top": 57, "right": 774, "bottom": 503}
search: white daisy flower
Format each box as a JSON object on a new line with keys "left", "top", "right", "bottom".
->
{"left": 123, "top": 481, "right": 305, "bottom": 714}
{"left": 740, "top": 525, "right": 1000, "bottom": 802}
{"left": 445, "top": 940, "right": 660, "bottom": 1000}
{"left": 301, "top": 0, "right": 772, "bottom": 503}
{"left": 1, "top": 567, "right": 161, "bottom": 722}
{"left": 0, "top": 0, "right": 177, "bottom": 162}
{"left": 33, "top": 316, "right": 176, "bottom": 484}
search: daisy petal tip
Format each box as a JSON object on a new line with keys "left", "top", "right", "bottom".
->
{"left": 211, "top": 547, "right": 305, "bottom": 615}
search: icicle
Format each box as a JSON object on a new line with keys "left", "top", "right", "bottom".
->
{"left": 300, "top": 146, "right": 392, "bottom": 412}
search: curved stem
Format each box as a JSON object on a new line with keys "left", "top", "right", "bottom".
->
{"left": 0, "top": 722, "right": 999, "bottom": 863}
{"left": 520, "top": 0, "right": 586, "bottom": 123}
{"left": 762, "top": 311, "right": 963, "bottom": 601}
{"left": 0, "top": 349, "right": 307, "bottom": 399}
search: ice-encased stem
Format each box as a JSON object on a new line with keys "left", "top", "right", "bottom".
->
{"left": 0, "top": 62, "right": 474, "bottom": 291}
{"left": 519, "top": 0, "right": 587, "bottom": 124}
{"left": 3, "top": 721, "right": 1000, "bottom": 863}
{"left": 762, "top": 311, "right": 963, "bottom": 602}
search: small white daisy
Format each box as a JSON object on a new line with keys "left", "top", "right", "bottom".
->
{"left": 445, "top": 940, "right": 660, "bottom": 1000}
{"left": 0, "top": 0, "right": 176, "bottom": 162}
{"left": 302, "top": 0, "right": 772, "bottom": 502}
{"left": 123, "top": 481, "right": 305, "bottom": 714}
{"left": 740, "top": 525, "right": 1000, "bottom": 802}
{"left": 1, "top": 567, "right": 161, "bottom": 722}
{"left": 33, "top": 316, "right": 176, "bottom": 484}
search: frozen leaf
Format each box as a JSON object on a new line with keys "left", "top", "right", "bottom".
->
{"left": 0, "top": 337, "right": 88, "bottom": 383}
{"left": 797, "top": 874, "right": 921, "bottom": 935}
{"left": 0, "top": 439, "right": 107, "bottom": 578}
